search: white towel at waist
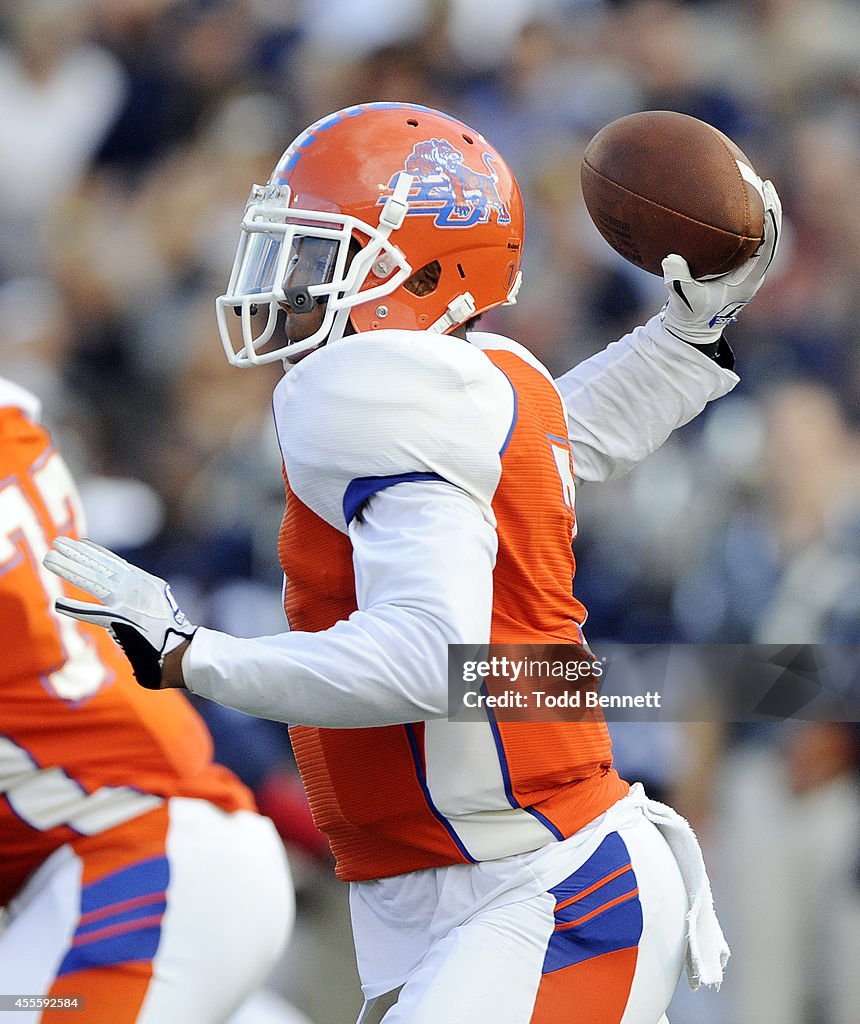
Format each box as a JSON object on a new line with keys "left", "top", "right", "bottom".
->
{"left": 626, "top": 781, "right": 730, "bottom": 989}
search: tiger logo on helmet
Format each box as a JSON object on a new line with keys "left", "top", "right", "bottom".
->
{"left": 400, "top": 139, "right": 511, "bottom": 227}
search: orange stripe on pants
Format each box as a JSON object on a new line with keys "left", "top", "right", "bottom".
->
{"left": 530, "top": 946, "right": 639, "bottom": 1024}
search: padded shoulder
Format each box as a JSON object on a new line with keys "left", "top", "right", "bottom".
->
{"left": 273, "top": 331, "right": 515, "bottom": 533}
{"left": 467, "top": 330, "right": 555, "bottom": 383}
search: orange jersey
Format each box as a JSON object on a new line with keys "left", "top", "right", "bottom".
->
{"left": 0, "top": 391, "right": 253, "bottom": 907}
{"left": 274, "top": 331, "right": 627, "bottom": 881}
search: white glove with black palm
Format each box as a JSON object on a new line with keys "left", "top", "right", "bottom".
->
{"left": 660, "top": 178, "right": 782, "bottom": 346}
{"left": 43, "top": 538, "right": 196, "bottom": 690}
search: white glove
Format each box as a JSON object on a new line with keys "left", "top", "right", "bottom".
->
{"left": 43, "top": 538, "right": 196, "bottom": 690}
{"left": 660, "top": 178, "right": 782, "bottom": 346}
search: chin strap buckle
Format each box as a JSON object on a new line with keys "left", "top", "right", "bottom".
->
{"left": 428, "top": 291, "right": 477, "bottom": 333}
{"left": 504, "top": 270, "right": 523, "bottom": 305}
{"left": 379, "top": 172, "right": 413, "bottom": 232}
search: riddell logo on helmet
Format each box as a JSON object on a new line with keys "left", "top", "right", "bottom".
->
{"left": 380, "top": 139, "right": 512, "bottom": 228}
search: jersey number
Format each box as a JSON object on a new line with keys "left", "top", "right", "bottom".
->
{"left": 548, "top": 435, "right": 577, "bottom": 540}
{"left": 0, "top": 452, "right": 110, "bottom": 701}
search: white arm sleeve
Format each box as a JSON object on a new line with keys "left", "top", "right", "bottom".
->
{"left": 556, "top": 314, "right": 740, "bottom": 482}
{"left": 183, "top": 479, "right": 496, "bottom": 727}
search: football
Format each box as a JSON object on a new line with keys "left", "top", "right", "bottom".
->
{"left": 580, "top": 110, "right": 765, "bottom": 278}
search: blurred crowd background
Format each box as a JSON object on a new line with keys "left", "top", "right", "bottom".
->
{"left": 1, "top": 0, "right": 859, "bottom": 1021}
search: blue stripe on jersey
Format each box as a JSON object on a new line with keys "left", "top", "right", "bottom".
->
{"left": 542, "top": 832, "right": 643, "bottom": 974}
{"left": 523, "top": 805, "right": 565, "bottom": 841}
{"left": 480, "top": 682, "right": 520, "bottom": 810}
{"left": 404, "top": 723, "right": 476, "bottom": 863}
{"left": 497, "top": 369, "right": 518, "bottom": 455}
{"left": 343, "top": 471, "right": 444, "bottom": 525}
{"left": 481, "top": 683, "right": 566, "bottom": 840}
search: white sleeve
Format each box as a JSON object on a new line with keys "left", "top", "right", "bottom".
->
{"left": 274, "top": 330, "right": 513, "bottom": 533}
{"left": 556, "top": 315, "right": 740, "bottom": 482}
{"left": 183, "top": 479, "right": 495, "bottom": 728}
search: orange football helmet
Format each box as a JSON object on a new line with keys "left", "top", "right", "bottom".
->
{"left": 216, "top": 102, "right": 525, "bottom": 366}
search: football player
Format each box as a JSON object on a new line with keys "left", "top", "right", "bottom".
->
{"left": 0, "top": 375, "right": 299, "bottom": 1022}
{"left": 45, "top": 102, "right": 781, "bottom": 1023}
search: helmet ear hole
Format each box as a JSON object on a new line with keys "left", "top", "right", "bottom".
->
{"left": 403, "top": 260, "right": 441, "bottom": 297}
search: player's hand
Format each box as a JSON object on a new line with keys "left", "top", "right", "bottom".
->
{"left": 660, "top": 178, "right": 782, "bottom": 346}
{"left": 43, "top": 538, "right": 196, "bottom": 690}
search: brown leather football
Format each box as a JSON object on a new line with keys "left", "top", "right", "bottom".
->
{"left": 581, "top": 110, "right": 765, "bottom": 278}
